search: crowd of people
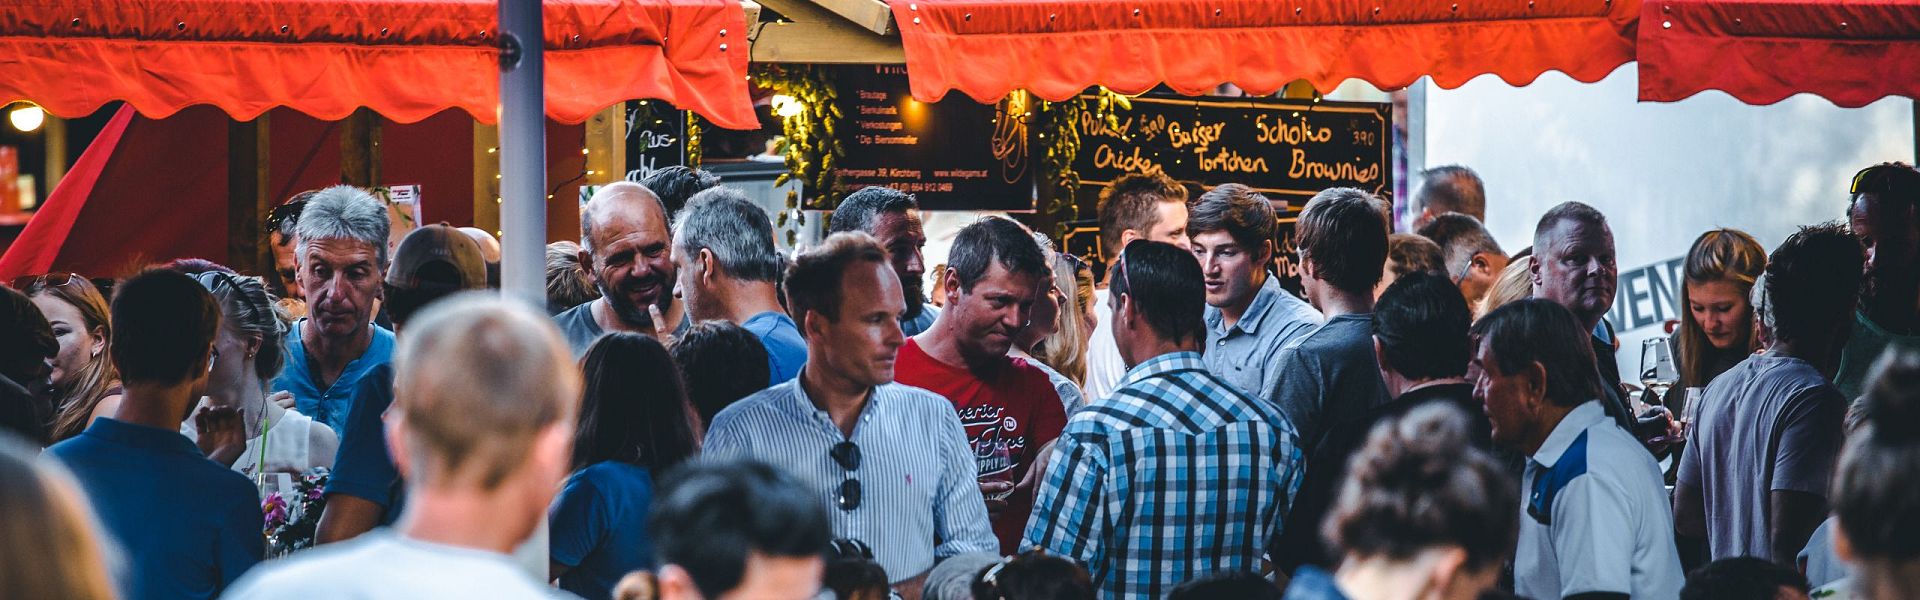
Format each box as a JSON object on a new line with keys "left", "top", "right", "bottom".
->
{"left": 0, "top": 160, "right": 1917, "bottom": 600}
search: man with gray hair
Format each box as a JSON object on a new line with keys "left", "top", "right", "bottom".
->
{"left": 673, "top": 186, "right": 806, "bottom": 384}
{"left": 271, "top": 185, "right": 396, "bottom": 434}
{"left": 830, "top": 186, "right": 938, "bottom": 336}
{"left": 553, "top": 181, "right": 689, "bottom": 356}
{"left": 1409, "top": 165, "right": 1486, "bottom": 230}
{"left": 1418, "top": 212, "right": 1509, "bottom": 307}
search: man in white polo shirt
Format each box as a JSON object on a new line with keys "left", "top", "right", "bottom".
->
{"left": 1472, "top": 299, "right": 1683, "bottom": 600}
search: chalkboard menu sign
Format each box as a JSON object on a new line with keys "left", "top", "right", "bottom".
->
{"left": 1063, "top": 95, "right": 1392, "bottom": 290}
{"left": 1072, "top": 95, "right": 1392, "bottom": 212}
{"left": 623, "top": 100, "right": 688, "bottom": 181}
{"left": 830, "top": 65, "right": 1035, "bottom": 211}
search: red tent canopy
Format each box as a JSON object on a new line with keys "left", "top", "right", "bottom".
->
{"left": 1637, "top": 0, "right": 1920, "bottom": 107}
{"left": 0, "top": 0, "right": 758, "bottom": 129}
{"left": 891, "top": 0, "right": 1641, "bottom": 103}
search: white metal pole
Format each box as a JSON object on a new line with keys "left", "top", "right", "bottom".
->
{"left": 498, "top": 0, "right": 545, "bottom": 305}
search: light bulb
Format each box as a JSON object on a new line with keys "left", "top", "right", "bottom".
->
{"left": 9, "top": 105, "right": 44, "bottom": 132}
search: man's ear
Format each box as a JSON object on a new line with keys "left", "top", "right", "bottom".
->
{"left": 697, "top": 248, "right": 718, "bottom": 286}
{"left": 1372, "top": 336, "right": 1390, "bottom": 373}
{"left": 1118, "top": 229, "right": 1143, "bottom": 248}
{"left": 1470, "top": 252, "right": 1492, "bottom": 275}
{"left": 1524, "top": 360, "right": 1550, "bottom": 405}
{"left": 1528, "top": 255, "right": 1544, "bottom": 288}
{"left": 943, "top": 268, "right": 964, "bottom": 307}
{"left": 384, "top": 410, "right": 413, "bottom": 480}
{"left": 578, "top": 248, "right": 600, "bottom": 286}
{"left": 655, "top": 565, "right": 701, "bottom": 600}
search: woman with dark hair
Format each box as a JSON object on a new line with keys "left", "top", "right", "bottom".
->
{"left": 969, "top": 552, "right": 1094, "bottom": 600}
{"left": 16, "top": 274, "right": 121, "bottom": 442}
{"left": 551, "top": 332, "right": 703, "bottom": 600}
{"left": 1283, "top": 404, "right": 1517, "bottom": 600}
{"left": 1826, "top": 348, "right": 1920, "bottom": 598}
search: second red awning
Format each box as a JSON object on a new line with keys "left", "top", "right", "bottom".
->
{"left": 1637, "top": 0, "right": 1920, "bottom": 108}
{"left": 891, "top": 0, "right": 1641, "bottom": 103}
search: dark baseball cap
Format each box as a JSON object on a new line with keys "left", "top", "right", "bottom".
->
{"left": 386, "top": 224, "right": 488, "bottom": 291}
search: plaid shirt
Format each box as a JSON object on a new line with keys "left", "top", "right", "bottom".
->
{"left": 1023, "top": 351, "right": 1306, "bottom": 600}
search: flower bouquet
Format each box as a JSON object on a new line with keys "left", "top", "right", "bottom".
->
{"left": 262, "top": 467, "right": 329, "bottom": 557}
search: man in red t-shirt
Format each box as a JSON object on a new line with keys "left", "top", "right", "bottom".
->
{"left": 895, "top": 217, "right": 1066, "bottom": 554}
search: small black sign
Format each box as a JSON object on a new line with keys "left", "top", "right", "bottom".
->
{"left": 830, "top": 65, "right": 1035, "bottom": 211}
{"left": 624, "top": 101, "right": 688, "bottom": 181}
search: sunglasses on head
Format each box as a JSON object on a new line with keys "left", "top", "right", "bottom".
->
{"left": 1851, "top": 164, "right": 1920, "bottom": 197}
{"left": 190, "top": 271, "right": 262, "bottom": 325}
{"left": 9, "top": 272, "right": 84, "bottom": 292}
{"left": 831, "top": 440, "right": 862, "bottom": 511}
{"left": 266, "top": 199, "right": 308, "bottom": 235}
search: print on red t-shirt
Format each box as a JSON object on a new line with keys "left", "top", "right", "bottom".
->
{"left": 894, "top": 338, "right": 1068, "bottom": 554}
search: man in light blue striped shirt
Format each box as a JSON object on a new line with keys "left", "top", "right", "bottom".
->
{"left": 1026, "top": 240, "right": 1306, "bottom": 600}
{"left": 705, "top": 232, "right": 996, "bottom": 593}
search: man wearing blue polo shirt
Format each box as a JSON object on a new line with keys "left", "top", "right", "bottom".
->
{"left": 672, "top": 187, "right": 806, "bottom": 384}
{"left": 49, "top": 269, "right": 264, "bottom": 599}
{"left": 270, "top": 185, "right": 396, "bottom": 434}
{"left": 1473, "top": 299, "right": 1683, "bottom": 600}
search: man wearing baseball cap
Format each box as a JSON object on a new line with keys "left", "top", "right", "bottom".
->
{"left": 316, "top": 223, "right": 489, "bottom": 545}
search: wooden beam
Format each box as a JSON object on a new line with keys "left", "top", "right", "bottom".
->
{"left": 227, "top": 115, "right": 271, "bottom": 276}
{"left": 751, "top": 0, "right": 901, "bottom": 63}
{"left": 340, "top": 108, "right": 381, "bottom": 186}
{"left": 584, "top": 104, "right": 625, "bottom": 185}
{"left": 750, "top": 20, "right": 902, "bottom": 64}
{"left": 43, "top": 115, "right": 66, "bottom": 193}
{"left": 809, "top": 0, "right": 894, "bottom": 35}
{"left": 474, "top": 122, "right": 501, "bottom": 237}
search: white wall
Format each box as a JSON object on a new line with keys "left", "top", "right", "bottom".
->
{"left": 1424, "top": 63, "right": 1914, "bottom": 381}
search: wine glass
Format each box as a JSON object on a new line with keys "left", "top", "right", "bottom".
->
{"left": 976, "top": 444, "right": 1015, "bottom": 502}
{"left": 1640, "top": 337, "right": 1678, "bottom": 408}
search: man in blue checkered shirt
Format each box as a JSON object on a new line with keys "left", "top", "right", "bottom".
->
{"left": 1023, "top": 240, "right": 1306, "bottom": 600}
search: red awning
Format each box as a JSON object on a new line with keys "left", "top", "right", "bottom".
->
{"left": 1637, "top": 0, "right": 1920, "bottom": 107}
{"left": 891, "top": 0, "right": 1640, "bottom": 103}
{"left": 0, "top": 0, "right": 758, "bottom": 129}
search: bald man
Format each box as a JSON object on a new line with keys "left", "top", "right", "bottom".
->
{"left": 552, "top": 182, "right": 690, "bottom": 356}
{"left": 458, "top": 227, "right": 503, "bottom": 288}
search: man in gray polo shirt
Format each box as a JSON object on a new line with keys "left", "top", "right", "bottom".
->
{"left": 1189, "top": 184, "right": 1322, "bottom": 400}
{"left": 1474, "top": 299, "right": 1683, "bottom": 600}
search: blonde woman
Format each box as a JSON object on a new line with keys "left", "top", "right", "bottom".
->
{"left": 1012, "top": 234, "right": 1088, "bottom": 414}
{"left": 1038, "top": 253, "right": 1096, "bottom": 386}
{"left": 1674, "top": 229, "right": 1767, "bottom": 392}
{"left": 1475, "top": 255, "right": 1535, "bottom": 321}
{"left": 0, "top": 435, "right": 116, "bottom": 600}
{"left": 15, "top": 274, "right": 122, "bottom": 442}
{"left": 180, "top": 269, "right": 338, "bottom": 479}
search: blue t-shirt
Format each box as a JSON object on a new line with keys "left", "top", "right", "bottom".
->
{"left": 741, "top": 311, "right": 807, "bottom": 385}
{"left": 47, "top": 417, "right": 265, "bottom": 600}
{"left": 325, "top": 364, "right": 404, "bottom": 525}
{"left": 272, "top": 320, "right": 396, "bottom": 433}
{"left": 549, "top": 461, "right": 657, "bottom": 600}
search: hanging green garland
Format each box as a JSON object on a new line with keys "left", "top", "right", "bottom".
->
{"left": 751, "top": 64, "right": 846, "bottom": 217}
{"left": 1036, "top": 89, "right": 1131, "bottom": 238}
{"left": 685, "top": 111, "right": 703, "bottom": 170}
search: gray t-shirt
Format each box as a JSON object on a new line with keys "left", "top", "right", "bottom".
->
{"left": 1268, "top": 313, "right": 1390, "bottom": 451}
{"left": 552, "top": 300, "right": 690, "bottom": 358}
{"left": 1677, "top": 353, "right": 1846, "bottom": 561}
